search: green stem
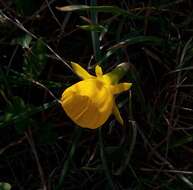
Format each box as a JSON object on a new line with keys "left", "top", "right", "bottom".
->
{"left": 90, "top": 0, "right": 101, "bottom": 62}
{"left": 104, "top": 62, "right": 131, "bottom": 84}
{"left": 54, "top": 128, "right": 82, "bottom": 190}
{"left": 115, "top": 92, "right": 137, "bottom": 175}
{"left": 98, "top": 128, "right": 114, "bottom": 189}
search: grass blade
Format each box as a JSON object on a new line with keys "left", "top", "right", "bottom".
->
{"left": 54, "top": 128, "right": 82, "bottom": 190}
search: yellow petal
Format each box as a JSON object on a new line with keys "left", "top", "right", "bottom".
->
{"left": 113, "top": 102, "right": 124, "bottom": 125}
{"left": 95, "top": 65, "right": 103, "bottom": 77}
{"left": 71, "top": 61, "right": 93, "bottom": 79}
{"left": 111, "top": 83, "right": 132, "bottom": 95}
{"left": 61, "top": 78, "right": 114, "bottom": 129}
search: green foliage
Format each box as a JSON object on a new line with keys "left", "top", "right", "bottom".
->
{"left": 56, "top": 5, "right": 130, "bottom": 16}
{"left": 1, "top": 1, "right": 193, "bottom": 190}
{"left": 1, "top": 96, "right": 32, "bottom": 133}
{"left": 0, "top": 96, "right": 58, "bottom": 132}
{"left": 78, "top": 24, "right": 107, "bottom": 33}
{"left": 15, "top": 34, "right": 33, "bottom": 49}
{"left": 0, "top": 183, "right": 11, "bottom": 190}
{"left": 23, "top": 38, "right": 47, "bottom": 80}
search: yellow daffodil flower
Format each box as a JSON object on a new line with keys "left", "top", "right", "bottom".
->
{"left": 61, "top": 62, "right": 132, "bottom": 129}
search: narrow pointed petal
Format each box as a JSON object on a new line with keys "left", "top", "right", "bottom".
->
{"left": 71, "top": 61, "right": 93, "bottom": 79}
{"left": 113, "top": 102, "right": 124, "bottom": 125}
{"left": 111, "top": 83, "right": 132, "bottom": 95}
{"left": 95, "top": 65, "right": 103, "bottom": 77}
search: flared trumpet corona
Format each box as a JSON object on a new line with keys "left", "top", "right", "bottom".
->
{"left": 61, "top": 62, "right": 132, "bottom": 129}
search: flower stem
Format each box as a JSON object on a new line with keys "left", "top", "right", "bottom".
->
{"left": 98, "top": 128, "right": 114, "bottom": 189}
{"left": 54, "top": 127, "right": 82, "bottom": 190}
{"left": 105, "top": 62, "right": 131, "bottom": 84}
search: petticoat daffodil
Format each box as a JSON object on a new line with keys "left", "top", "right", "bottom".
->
{"left": 61, "top": 62, "right": 132, "bottom": 129}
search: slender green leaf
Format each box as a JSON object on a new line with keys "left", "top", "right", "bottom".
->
{"left": 78, "top": 24, "right": 107, "bottom": 33}
{"left": 98, "top": 128, "right": 114, "bottom": 189}
{"left": 56, "top": 5, "right": 130, "bottom": 16}
{"left": 54, "top": 128, "right": 82, "bottom": 190}
{"left": 109, "top": 36, "right": 164, "bottom": 50}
